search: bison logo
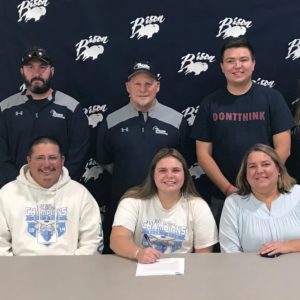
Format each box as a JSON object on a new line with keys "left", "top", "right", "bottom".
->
{"left": 179, "top": 52, "right": 214, "bottom": 77}
{"left": 182, "top": 61, "right": 208, "bottom": 75}
{"left": 189, "top": 163, "right": 205, "bottom": 179}
{"left": 216, "top": 17, "right": 252, "bottom": 39}
{"left": 286, "top": 39, "right": 300, "bottom": 61}
{"left": 87, "top": 113, "right": 103, "bottom": 128}
{"left": 130, "top": 15, "right": 165, "bottom": 40}
{"left": 76, "top": 45, "right": 104, "bottom": 61}
{"left": 222, "top": 26, "right": 246, "bottom": 39}
{"left": 81, "top": 159, "right": 104, "bottom": 183}
{"left": 17, "top": 0, "right": 49, "bottom": 23}
{"left": 136, "top": 24, "right": 159, "bottom": 39}
{"left": 75, "top": 35, "right": 108, "bottom": 62}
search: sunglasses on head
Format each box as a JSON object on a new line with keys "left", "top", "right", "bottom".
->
{"left": 22, "top": 48, "right": 52, "bottom": 65}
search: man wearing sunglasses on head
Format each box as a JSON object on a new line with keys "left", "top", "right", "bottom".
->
{"left": 0, "top": 47, "right": 89, "bottom": 187}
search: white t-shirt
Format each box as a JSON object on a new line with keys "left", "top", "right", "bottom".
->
{"left": 113, "top": 195, "right": 218, "bottom": 253}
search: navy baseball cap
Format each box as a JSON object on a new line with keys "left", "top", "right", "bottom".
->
{"left": 127, "top": 60, "right": 160, "bottom": 81}
{"left": 21, "top": 47, "right": 53, "bottom": 66}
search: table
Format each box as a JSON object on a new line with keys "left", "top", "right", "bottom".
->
{"left": 1, "top": 253, "right": 299, "bottom": 300}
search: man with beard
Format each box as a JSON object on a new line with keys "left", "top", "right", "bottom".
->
{"left": 0, "top": 47, "right": 89, "bottom": 187}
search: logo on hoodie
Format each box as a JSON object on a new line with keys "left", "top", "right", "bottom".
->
{"left": 216, "top": 17, "right": 252, "bottom": 39}
{"left": 17, "top": 0, "right": 49, "bottom": 23}
{"left": 130, "top": 15, "right": 165, "bottom": 40}
{"left": 75, "top": 35, "right": 108, "bottom": 61}
{"left": 25, "top": 205, "right": 67, "bottom": 245}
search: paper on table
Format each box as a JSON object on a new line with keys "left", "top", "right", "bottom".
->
{"left": 136, "top": 258, "right": 185, "bottom": 276}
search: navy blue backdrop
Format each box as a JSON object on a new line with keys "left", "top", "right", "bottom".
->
{"left": 1, "top": 0, "right": 300, "bottom": 218}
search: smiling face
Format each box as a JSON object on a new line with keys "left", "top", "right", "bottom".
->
{"left": 220, "top": 47, "right": 255, "bottom": 91}
{"left": 246, "top": 151, "right": 280, "bottom": 195}
{"left": 153, "top": 156, "right": 185, "bottom": 197}
{"left": 20, "top": 59, "right": 54, "bottom": 96}
{"left": 27, "top": 143, "right": 64, "bottom": 188}
{"left": 126, "top": 71, "right": 160, "bottom": 112}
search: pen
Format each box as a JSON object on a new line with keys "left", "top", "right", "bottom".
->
{"left": 143, "top": 233, "right": 152, "bottom": 247}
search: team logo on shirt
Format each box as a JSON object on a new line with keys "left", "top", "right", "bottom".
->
{"left": 152, "top": 126, "right": 168, "bottom": 135}
{"left": 178, "top": 52, "right": 215, "bottom": 76}
{"left": 142, "top": 220, "right": 186, "bottom": 253}
{"left": 17, "top": 0, "right": 49, "bottom": 23}
{"left": 286, "top": 39, "right": 300, "bottom": 61}
{"left": 25, "top": 205, "right": 67, "bottom": 246}
{"left": 50, "top": 109, "right": 65, "bottom": 119}
{"left": 130, "top": 15, "right": 165, "bottom": 40}
{"left": 75, "top": 35, "right": 108, "bottom": 61}
{"left": 15, "top": 111, "right": 24, "bottom": 116}
{"left": 216, "top": 17, "right": 252, "bottom": 39}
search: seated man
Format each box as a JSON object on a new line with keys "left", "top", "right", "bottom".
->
{"left": 0, "top": 136, "right": 102, "bottom": 256}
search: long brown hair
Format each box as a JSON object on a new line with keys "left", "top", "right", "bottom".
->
{"left": 121, "top": 148, "right": 200, "bottom": 200}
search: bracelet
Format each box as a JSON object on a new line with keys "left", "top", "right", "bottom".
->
{"left": 224, "top": 184, "right": 233, "bottom": 196}
{"left": 134, "top": 247, "right": 141, "bottom": 260}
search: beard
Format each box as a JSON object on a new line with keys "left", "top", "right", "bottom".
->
{"left": 24, "top": 74, "right": 52, "bottom": 94}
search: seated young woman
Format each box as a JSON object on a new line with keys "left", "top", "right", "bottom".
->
{"left": 220, "top": 143, "right": 300, "bottom": 256}
{"left": 110, "top": 148, "right": 218, "bottom": 263}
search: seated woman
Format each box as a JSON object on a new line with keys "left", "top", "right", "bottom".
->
{"left": 110, "top": 148, "right": 218, "bottom": 263}
{"left": 220, "top": 143, "right": 300, "bottom": 256}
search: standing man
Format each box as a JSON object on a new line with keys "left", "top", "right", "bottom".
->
{"left": 191, "top": 37, "right": 294, "bottom": 226}
{"left": 0, "top": 136, "right": 102, "bottom": 256}
{"left": 97, "top": 60, "right": 189, "bottom": 252}
{"left": 0, "top": 47, "right": 89, "bottom": 187}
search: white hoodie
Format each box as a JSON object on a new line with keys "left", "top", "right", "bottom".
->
{"left": 0, "top": 165, "right": 102, "bottom": 256}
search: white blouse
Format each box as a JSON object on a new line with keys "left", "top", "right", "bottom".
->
{"left": 220, "top": 185, "right": 300, "bottom": 252}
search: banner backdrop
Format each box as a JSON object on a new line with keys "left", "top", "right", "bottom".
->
{"left": 1, "top": 0, "right": 300, "bottom": 218}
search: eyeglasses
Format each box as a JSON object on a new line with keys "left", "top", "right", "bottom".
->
{"left": 31, "top": 155, "right": 62, "bottom": 162}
